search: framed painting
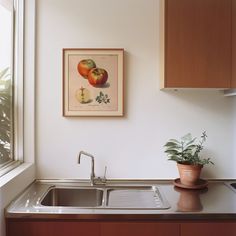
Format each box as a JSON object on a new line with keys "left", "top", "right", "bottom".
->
{"left": 63, "top": 48, "right": 124, "bottom": 116}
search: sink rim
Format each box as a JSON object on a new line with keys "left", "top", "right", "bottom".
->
{"left": 37, "top": 185, "right": 170, "bottom": 210}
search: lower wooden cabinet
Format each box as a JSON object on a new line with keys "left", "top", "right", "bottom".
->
{"left": 101, "top": 222, "right": 180, "bottom": 236}
{"left": 6, "top": 221, "right": 100, "bottom": 236}
{"left": 6, "top": 220, "right": 236, "bottom": 236}
{"left": 6, "top": 220, "right": 179, "bottom": 236}
{"left": 181, "top": 222, "right": 236, "bottom": 236}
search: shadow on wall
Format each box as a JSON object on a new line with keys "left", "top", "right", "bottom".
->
{"left": 162, "top": 90, "right": 234, "bottom": 115}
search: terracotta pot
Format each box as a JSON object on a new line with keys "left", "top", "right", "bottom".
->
{"left": 177, "top": 163, "right": 203, "bottom": 186}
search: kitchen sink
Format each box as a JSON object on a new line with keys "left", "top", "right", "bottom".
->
{"left": 106, "top": 186, "right": 170, "bottom": 209}
{"left": 40, "top": 187, "right": 104, "bottom": 207}
{"left": 40, "top": 185, "right": 170, "bottom": 209}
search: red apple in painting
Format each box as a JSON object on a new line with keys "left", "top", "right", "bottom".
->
{"left": 77, "top": 59, "right": 96, "bottom": 77}
{"left": 88, "top": 68, "right": 108, "bottom": 86}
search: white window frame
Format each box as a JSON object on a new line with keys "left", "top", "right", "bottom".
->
{"left": 0, "top": 0, "right": 24, "bottom": 177}
{"left": 14, "top": 0, "right": 24, "bottom": 162}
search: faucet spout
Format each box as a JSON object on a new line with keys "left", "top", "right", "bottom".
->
{"left": 78, "top": 151, "right": 95, "bottom": 185}
{"left": 77, "top": 151, "right": 107, "bottom": 186}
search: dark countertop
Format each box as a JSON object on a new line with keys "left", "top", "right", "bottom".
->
{"left": 5, "top": 179, "right": 236, "bottom": 220}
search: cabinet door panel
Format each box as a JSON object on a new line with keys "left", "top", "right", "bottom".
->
{"left": 181, "top": 223, "right": 236, "bottom": 236}
{"left": 165, "top": 0, "right": 232, "bottom": 88}
{"left": 7, "top": 221, "right": 100, "bottom": 236}
{"left": 101, "top": 222, "right": 180, "bottom": 236}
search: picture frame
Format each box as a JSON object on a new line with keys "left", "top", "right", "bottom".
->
{"left": 63, "top": 48, "right": 124, "bottom": 117}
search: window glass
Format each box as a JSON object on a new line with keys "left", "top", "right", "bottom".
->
{"left": 0, "top": 0, "right": 13, "bottom": 168}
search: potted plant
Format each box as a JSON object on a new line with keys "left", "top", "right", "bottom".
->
{"left": 164, "top": 131, "right": 213, "bottom": 186}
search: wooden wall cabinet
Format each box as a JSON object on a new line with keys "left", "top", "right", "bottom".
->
{"left": 160, "top": 0, "right": 235, "bottom": 89}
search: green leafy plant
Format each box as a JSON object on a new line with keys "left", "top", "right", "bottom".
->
{"left": 164, "top": 131, "right": 214, "bottom": 166}
{"left": 0, "top": 68, "right": 12, "bottom": 164}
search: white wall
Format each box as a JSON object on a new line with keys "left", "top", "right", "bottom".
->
{"left": 36, "top": 0, "right": 236, "bottom": 180}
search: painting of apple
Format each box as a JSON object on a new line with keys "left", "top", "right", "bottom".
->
{"left": 88, "top": 68, "right": 108, "bottom": 86}
{"left": 63, "top": 48, "right": 123, "bottom": 116}
{"left": 75, "top": 87, "right": 91, "bottom": 104}
{"left": 77, "top": 59, "right": 96, "bottom": 77}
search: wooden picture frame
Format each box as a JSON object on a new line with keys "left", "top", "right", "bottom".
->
{"left": 63, "top": 48, "right": 124, "bottom": 117}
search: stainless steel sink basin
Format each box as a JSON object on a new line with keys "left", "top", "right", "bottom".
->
{"left": 39, "top": 185, "right": 170, "bottom": 209}
{"left": 40, "top": 187, "right": 103, "bottom": 207}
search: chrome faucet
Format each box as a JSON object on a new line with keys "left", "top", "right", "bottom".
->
{"left": 78, "top": 151, "right": 107, "bottom": 186}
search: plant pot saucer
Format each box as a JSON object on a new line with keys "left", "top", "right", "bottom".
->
{"left": 173, "top": 178, "right": 208, "bottom": 190}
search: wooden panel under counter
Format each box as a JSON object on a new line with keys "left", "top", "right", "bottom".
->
{"left": 101, "top": 222, "right": 180, "bottom": 236}
{"left": 181, "top": 222, "right": 236, "bottom": 236}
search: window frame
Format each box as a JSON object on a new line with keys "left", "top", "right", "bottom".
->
{"left": 0, "top": 0, "right": 24, "bottom": 177}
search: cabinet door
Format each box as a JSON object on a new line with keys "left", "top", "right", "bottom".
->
{"left": 181, "top": 223, "right": 236, "bottom": 236}
{"left": 101, "top": 222, "right": 180, "bottom": 236}
{"left": 164, "top": 0, "right": 232, "bottom": 88}
{"left": 6, "top": 221, "right": 100, "bottom": 236}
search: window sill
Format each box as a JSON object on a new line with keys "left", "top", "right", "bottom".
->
{"left": 0, "top": 161, "right": 22, "bottom": 178}
{"left": 0, "top": 163, "right": 35, "bottom": 188}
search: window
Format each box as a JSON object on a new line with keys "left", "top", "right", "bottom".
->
{"left": 0, "top": 0, "right": 24, "bottom": 176}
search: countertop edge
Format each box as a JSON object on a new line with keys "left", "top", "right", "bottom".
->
{"left": 5, "top": 212, "right": 236, "bottom": 221}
